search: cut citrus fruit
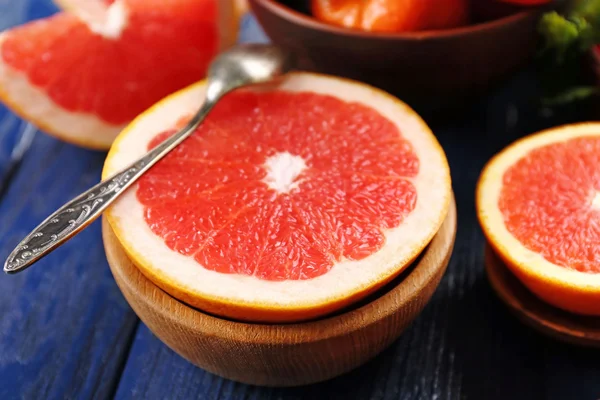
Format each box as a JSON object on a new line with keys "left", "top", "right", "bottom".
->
{"left": 0, "top": 0, "right": 241, "bottom": 150}
{"left": 103, "top": 72, "right": 451, "bottom": 322}
{"left": 477, "top": 123, "right": 600, "bottom": 316}
{"left": 311, "top": 0, "right": 469, "bottom": 33}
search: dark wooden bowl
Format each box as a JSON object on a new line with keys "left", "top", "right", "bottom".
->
{"left": 249, "top": 0, "right": 547, "bottom": 112}
{"left": 485, "top": 245, "right": 600, "bottom": 348}
{"left": 102, "top": 197, "right": 457, "bottom": 387}
{"left": 588, "top": 47, "right": 600, "bottom": 88}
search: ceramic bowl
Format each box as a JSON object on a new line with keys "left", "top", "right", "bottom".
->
{"left": 249, "top": 0, "right": 549, "bottom": 112}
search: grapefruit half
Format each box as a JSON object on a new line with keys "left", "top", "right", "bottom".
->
{"left": 477, "top": 123, "right": 600, "bottom": 316}
{"left": 0, "top": 0, "right": 242, "bottom": 150}
{"left": 103, "top": 72, "right": 452, "bottom": 322}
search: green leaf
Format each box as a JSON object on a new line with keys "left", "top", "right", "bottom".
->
{"left": 541, "top": 86, "right": 599, "bottom": 105}
{"left": 538, "top": 11, "right": 581, "bottom": 61}
{"left": 536, "top": 1, "right": 600, "bottom": 107}
{"left": 573, "top": 0, "right": 600, "bottom": 22}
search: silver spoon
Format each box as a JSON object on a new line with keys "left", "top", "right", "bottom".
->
{"left": 4, "top": 44, "right": 293, "bottom": 274}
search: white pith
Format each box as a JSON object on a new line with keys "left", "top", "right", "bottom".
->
{"left": 591, "top": 192, "right": 600, "bottom": 210}
{"left": 59, "top": 0, "right": 129, "bottom": 39}
{"left": 477, "top": 123, "right": 600, "bottom": 290}
{"left": 104, "top": 73, "right": 451, "bottom": 310}
{"left": 262, "top": 152, "right": 307, "bottom": 194}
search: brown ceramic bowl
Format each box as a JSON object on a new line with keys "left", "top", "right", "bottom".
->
{"left": 249, "top": 0, "right": 549, "bottom": 112}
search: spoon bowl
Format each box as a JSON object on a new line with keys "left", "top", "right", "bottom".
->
{"left": 205, "top": 44, "right": 293, "bottom": 101}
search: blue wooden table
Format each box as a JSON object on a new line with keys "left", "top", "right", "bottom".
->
{"left": 1, "top": 2, "right": 599, "bottom": 399}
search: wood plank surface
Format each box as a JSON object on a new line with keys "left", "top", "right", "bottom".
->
{"left": 0, "top": 130, "right": 139, "bottom": 399}
{"left": 0, "top": 1, "right": 599, "bottom": 399}
{"left": 0, "top": 4, "right": 138, "bottom": 399}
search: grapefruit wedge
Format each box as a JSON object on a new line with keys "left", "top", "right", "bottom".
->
{"left": 103, "top": 73, "right": 452, "bottom": 322}
{"left": 0, "top": 0, "right": 242, "bottom": 150}
{"left": 477, "top": 123, "right": 600, "bottom": 316}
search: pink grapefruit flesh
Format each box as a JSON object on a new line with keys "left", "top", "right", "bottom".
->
{"left": 499, "top": 136, "right": 600, "bottom": 274}
{"left": 104, "top": 73, "right": 452, "bottom": 322}
{"left": 138, "top": 90, "right": 419, "bottom": 281}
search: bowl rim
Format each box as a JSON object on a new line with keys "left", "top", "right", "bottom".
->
{"left": 250, "top": 0, "right": 543, "bottom": 40}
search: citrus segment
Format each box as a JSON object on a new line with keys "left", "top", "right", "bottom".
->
{"left": 0, "top": 0, "right": 240, "bottom": 149}
{"left": 104, "top": 73, "right": 451, "bottom": 322}
{"left": 477, "top": 123, "right": 600, "bottom": 316}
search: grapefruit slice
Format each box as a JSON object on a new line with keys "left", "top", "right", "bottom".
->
{"left": 103, "top": 72, "right": 452, "bottom": 322}
{"left": 477, "top": 123, "right": 600, "bottom": 316}
{"left": 0, "top": 0, "right": 241, "bottom": 150}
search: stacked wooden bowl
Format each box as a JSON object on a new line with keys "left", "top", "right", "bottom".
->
{"left": 103, "top": 197, "right": 457, "bottom": 386}
{"left": 485, "top": 246, "right": 600, "bottom": 348}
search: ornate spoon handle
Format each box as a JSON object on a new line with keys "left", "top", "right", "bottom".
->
{"left": 4, "top": 103, "right": 214, "bottom": 274}
{"left": 4, "top": 44, "right": 292, "bottom": 274}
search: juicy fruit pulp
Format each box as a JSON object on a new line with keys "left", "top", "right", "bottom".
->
{"left": 499, "top": 136, "right": 600, "bottom": 274}
{"left": 311, "top": 0, "right": 469, "bottom": 33}
{"left": 1, "top": 0, "right": 219, "bottom": 125}
{"left": 138, "top": 90, "right": 419, "bottom": 281}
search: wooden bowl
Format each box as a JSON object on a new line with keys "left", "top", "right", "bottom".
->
{"left": 249, "top": 0, "right": 548, "bottom": 112}
{"left": 485, "top": 245, "right": 600, "bottom": 348}
{"left": 102, "top": 197, "right": 457, "bottom": 387}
